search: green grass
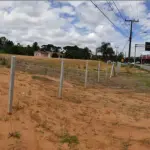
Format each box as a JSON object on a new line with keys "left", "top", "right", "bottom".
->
{"left": 8, "top": 131, "right": 21, "bottom": 139}
{"left": 60, "top": 132, "right": 79, "bottom": 148}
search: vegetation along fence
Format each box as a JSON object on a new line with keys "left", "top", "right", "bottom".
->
{"left": 1, "top": 55, "right": 149, "bottom": 114}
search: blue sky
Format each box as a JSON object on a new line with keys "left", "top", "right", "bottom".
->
{"left": 0, "top": 1, "right": 149, "bottom": 56}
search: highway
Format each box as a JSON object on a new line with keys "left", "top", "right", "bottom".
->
{"left": 136, "top": 64, "right": 150, "bottom": 71}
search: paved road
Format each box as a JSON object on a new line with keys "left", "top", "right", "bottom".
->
{"left": 136, "top": 64, "right": 150, "bottom": 71}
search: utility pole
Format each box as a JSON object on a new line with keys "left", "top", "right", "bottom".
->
{"left": 134, "top": 44, "right": 145, "bottom": 66}
{"left": 125, "top": 19, "right": 139, "bottom": 63}
{"left": 134, "top": 44, "right": 137, "bottom": 66}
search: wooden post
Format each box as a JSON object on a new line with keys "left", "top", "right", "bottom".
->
{"left": 58, "top": 59, "right": 64, "bottom": 98}
{"left": 8, "top": 56, "right": 16, "bottom": 114}
{"left": 84, "top": 60, "right": 88, "bottom": 88}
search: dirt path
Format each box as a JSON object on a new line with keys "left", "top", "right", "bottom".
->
{"left": 0, "top": 67, "right": 150, "bottom": 150}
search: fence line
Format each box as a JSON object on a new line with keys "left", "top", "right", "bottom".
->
{"left": 0, "top": 55, "right": 147, "bottom": 114}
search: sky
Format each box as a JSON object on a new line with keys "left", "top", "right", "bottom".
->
{"left": 0, "top": 0, "right": 149, "bottom": 56}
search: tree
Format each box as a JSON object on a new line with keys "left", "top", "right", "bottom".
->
{"left": 32, "top": 42, "right": 39, "bottom": 51}
{"left": 41, "top": 44, "right": 61, "bottom": 52}
{"left": 96, "top": 42, "right": 115, "bottom": 61}
{"left": 117, "top": 52, "right": 124, "bottom": 62}
{"left": 0, "top": 36, "right": 93, "bottom": 59}
{"left": 51, "top": 52, "right": 59, "bottom": 58}
{"left": 64, "top": 45, "right": 91, "bottom": 59}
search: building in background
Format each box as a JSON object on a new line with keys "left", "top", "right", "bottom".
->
{"left": 141, "top": 51, "right": 150, "bottom": 64}
{"left": 34, "top": 50, "right": 62, "bottom": 58}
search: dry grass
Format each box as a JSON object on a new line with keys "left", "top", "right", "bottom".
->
{"left": 0, "top": 53, "right": 119, "bottom": 71}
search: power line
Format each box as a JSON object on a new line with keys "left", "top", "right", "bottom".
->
{"left": 129, "top": 2, "right": 134, "bottom": 19}
{"left": 111, "top": 0, "right": 129, "bottom": 31}
{"left": 90, "top": 0, "right": 129, "bottom": 38}
{"left": 112, "top": 0, "right": 124, "bottom": 20}
{"left": 106, "top": 0, "right": 114, "bottom": 11}
{"left": 121, "top": 39, "right": 129, "bottom": 52}
{"left": 136, "top": 0, "right": 139, "bottom": 20}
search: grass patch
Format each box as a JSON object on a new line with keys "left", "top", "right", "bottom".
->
{"left": 140, "top": 138, "right": 150, "bottom": 146}
{"left": 13, "top": 102, "right": 24, "bottom": 111}
{"left": 121, "top": 138, "right": 132, "bottom": 150}
{"left": 8, "top": 131, "right": 21, "bottom": 139}
{"left": 0, "top": 57, "right": 10, "bottom": 68}
{"left": 60, "top": 132, "right": 79, "bottom": 148}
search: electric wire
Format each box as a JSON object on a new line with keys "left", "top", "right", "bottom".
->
{"left": 90, "top": 0, "right": 129, "bottom": 38}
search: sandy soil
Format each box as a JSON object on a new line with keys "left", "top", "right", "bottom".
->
{"left": 0, "top": 67, "right": 150, "bottom": 150}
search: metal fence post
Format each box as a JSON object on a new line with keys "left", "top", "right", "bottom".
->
{"left": 58, "top": 59, "right": 64, "bottom": 98}
{"left": 84, "top": 60, "right": 88, "bottom": 88}
{"left": 8, "top": 56, "right": 16, "bottom": 114}
{"left": 98, "top": 61, "right": 100, "bottom": 82}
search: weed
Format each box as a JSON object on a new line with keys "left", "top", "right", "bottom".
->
{"left": 140, "top": 138, "right": 150, "bottom": 146}
{"left": 6, "top": 63, "right": 10, "bottom": 68}
{"left": 121, "top": 137, "right": 132, "bottom": 150}
{"left": 125, "top": 67, "right": 132, "bottom": 74}
{"left": 60, "top": 132, "right": 79, "bottom": 148}
{"left": 15, "top": 117, "right": 20, "bottom": 121}
{"left": 28, "top": 90, "right": 32, "bottom": 96}
{"left": 0, "top": 57, "right": 10, "bottom": 68}
{"left": 121, "top": 141, "right": 131, "bottom": 150}
{"left": 8, "top": 131, "right": 21, "bottom": 139}
{"left": 112, "top": 121, "right": 119, "bottom": 126}
{"left": 32, "top": 75, "right": 52, "bottom": 82}
{"left": 40, "top": 120, "right": 50, "bottom": 131}
{"left": 0, "top": 58, "right": 7, "bottom": 65}
{"left": 3, "top": 116, "right": 9, "bottom": 122}
{"left": 13, "top": 102, "right": 24, "bottom": 111}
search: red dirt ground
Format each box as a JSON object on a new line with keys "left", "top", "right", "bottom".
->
{"left": 0, "top": 67, "right": 150, "bottom": 150}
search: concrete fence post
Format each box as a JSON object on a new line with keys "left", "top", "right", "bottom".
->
{"left": 58, "top": 59, "right": 64, "bottom": 98}
{"left": 84, "top": 60, "right": 88, "bottom": 88}
{"left": 8, "top": 56, "right": 16, "bottom": 114}
{"left": 117, "top": 62, "right": 121, "bottom": 74}
{"left": 110, "top": 62, "right": 114, "bottom": 78}
{"left": 98, "top": 61, "right": 100, "bottom": 82}
{"left": 105, "top": 61, "right": 108, "bottom": 79}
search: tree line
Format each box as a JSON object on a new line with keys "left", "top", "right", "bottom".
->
{"left": 0, "top": 36, "right": 124, "bottom": 61}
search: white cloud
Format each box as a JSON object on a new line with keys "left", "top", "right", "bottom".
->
{"left": 0, "top": 1, "right": 148, "bottom": 56}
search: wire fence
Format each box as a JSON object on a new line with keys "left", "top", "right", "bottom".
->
{"left": 0, "top": 55, "right": 149, "bottom": 114}
{"left": 0, "top": 55, "right": 112, "bottom": 86}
